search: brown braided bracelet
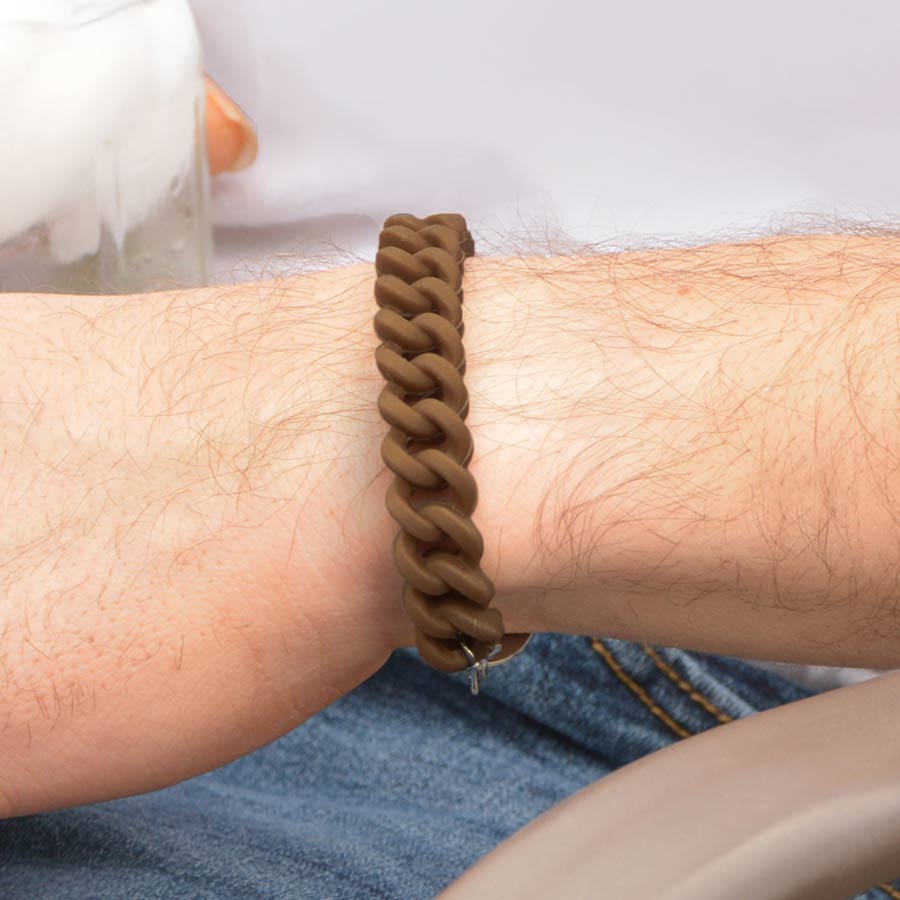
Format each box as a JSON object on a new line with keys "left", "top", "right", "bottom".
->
{"left": 373, "top": 213, "right": 532, "bottom": 694}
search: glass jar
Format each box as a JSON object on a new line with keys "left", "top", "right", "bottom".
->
{"left": 0, "top": 0, "right": 212, "bottom": 294}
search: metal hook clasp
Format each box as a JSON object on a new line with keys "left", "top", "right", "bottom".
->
{"left": 458, "top": 637, "right": 503, "bottom": 696}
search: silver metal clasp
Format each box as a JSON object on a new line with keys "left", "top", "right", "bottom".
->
{"left": 458, "top": 638, "right": 504, "bottom": 696}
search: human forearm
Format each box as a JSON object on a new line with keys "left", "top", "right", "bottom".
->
{"left": 461, "top": 235, "right": 900, "bottom": 668}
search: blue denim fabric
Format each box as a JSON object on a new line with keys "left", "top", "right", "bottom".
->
{"left": 1, "top": 634, "right": 896, "bottom": 900}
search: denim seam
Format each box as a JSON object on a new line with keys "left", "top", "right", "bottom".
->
{"left": 590, "top": 639, "right": 692, "bottom": 739}
{"left": 642, "top": 646, "right": 735, "bottom": 726}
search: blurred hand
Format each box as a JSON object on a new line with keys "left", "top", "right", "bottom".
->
{"left": 204, "top": 75, "right": 259, "bottom": 175}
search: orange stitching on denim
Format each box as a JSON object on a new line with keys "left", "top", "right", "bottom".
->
{"left": 590, "top": 639, "right": 692, "bottom": 740}
{"left": 877, "top": 882, "right": 900, "bottom": 899}
{"left": 642, "top": 646, "right": 735, "bottom": 726}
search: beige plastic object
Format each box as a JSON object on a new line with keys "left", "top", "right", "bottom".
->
{"left": 437, "top": 668, "right": 900, "bottom": 900}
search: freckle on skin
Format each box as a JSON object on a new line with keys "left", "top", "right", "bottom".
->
{"left": 677, "top": 284, "right": 691, "bottom": 296}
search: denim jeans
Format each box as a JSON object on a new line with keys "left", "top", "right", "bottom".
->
{"left": 1, "top": 633, "right": 897, "bottom": 900}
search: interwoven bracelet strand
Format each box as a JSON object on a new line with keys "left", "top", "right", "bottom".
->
{"left": 373, "top": 212, "right": 531, "bottom": 694}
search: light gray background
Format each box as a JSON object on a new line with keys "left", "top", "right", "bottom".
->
{"left": 191, "top": 0, "right": 900, "bottom": 276}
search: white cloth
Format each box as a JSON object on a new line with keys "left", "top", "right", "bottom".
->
{"left": 188, "top": 0, "right": 900, "bottom": 692}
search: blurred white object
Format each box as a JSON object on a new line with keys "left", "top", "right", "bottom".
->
{"left": 0, "top": 0, "right": 211, "bottom": 293}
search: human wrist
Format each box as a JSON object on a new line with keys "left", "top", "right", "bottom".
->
{"left": 171, "top": 264, "right": 412, "bottom": 676}
{"left": 0, "top": 273, "right": 399, "bottom": 816}
{"left": 274, "top": 234, "right": 900, "bottom": 668}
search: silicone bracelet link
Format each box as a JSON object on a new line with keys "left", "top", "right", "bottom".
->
{"left": 374, "top": 213, "right": 531, "bottom": 692}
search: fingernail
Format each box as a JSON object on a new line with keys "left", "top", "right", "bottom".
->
{"left": 206, "top": 77, "right": 259, "bottom": 171}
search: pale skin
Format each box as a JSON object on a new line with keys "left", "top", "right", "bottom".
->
{"left": 2, "top": 90, "right": 900, "bottom": 821}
